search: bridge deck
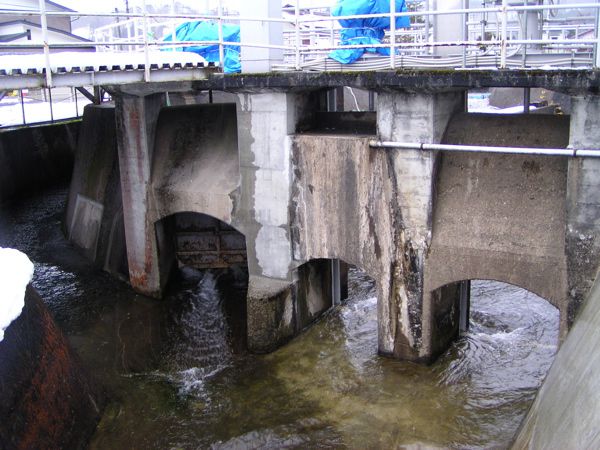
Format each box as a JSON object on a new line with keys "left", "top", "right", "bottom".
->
{"left": 106, "top": 68, "right": 600, "bottom": 96}
{"left": 0, "top": 51, "right": 217, "bottom": 90}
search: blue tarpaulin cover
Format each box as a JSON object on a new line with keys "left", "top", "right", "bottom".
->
{"left": 330, "top": 0, "right": 409, "bottom": 64}
{"left": 163, "top": 21, "right": 241, "bottom": 73}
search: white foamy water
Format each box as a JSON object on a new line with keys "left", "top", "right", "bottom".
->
{"left": 161, "top": 271, "right": 233, "bottom": 397}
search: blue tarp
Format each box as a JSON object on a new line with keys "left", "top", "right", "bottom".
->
{"left": 330, "top": 0, "right": 409, "bottom": 64}
{"left": 163, "top": 21, "right": 241, "bottom": 73}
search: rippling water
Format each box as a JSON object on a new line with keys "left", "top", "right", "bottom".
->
{"left": 0, "top": 188, "right": 559, "bottom": 449}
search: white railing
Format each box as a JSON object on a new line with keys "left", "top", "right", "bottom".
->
{"left": 0, "top": 0, "right": 599, "bottom": 82}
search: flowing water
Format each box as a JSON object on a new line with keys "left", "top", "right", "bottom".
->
{"left": 0, "top": 187, "right": 559, "bottom": 449}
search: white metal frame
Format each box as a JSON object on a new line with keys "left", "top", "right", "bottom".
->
{"left": 0, "top": 1, "right": 599, "bottom": 79}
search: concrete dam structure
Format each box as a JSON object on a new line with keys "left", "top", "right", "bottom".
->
{"left": 65, "top": 71, "right": 600, "bottom": 364}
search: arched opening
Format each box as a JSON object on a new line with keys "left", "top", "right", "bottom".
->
{"left": 429, "top": 279, "right": 559, "bottom": 354}
{"left": 154, "top": 211, "right": 249, "bottom": 376}
{"left": 290, "top": 258, "right": 376, "bottom": 334}
{"left": 432, "top": 279, "right": 559, "bottom": 383}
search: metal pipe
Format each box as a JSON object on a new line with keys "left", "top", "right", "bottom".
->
{"left": 390, "top": 0, "right": 396, "bottom": 69}
{"left": 501, "top": 0, "right": 508, "bottom": 68}
{"left": 425, "top": 0, "right": 431, "bottom": 53}
{"left": 295, "top": 0, "right": 301, "bottom": 70}
{"left": 217, "top": 0, "right": 224, "bottom": 70}
{"left": 0, "top": 2, "right": 596, "bottom": 20}
{"left": 141, "top": 0, "right": 150, "bottom": 81}
{"left": 595, "top": 0, "right": 600, "bottom": 67}
{"left": 73, "top": 87, "right": 78, "bottom": 118}
{"left": 462, "top": 0, "right": 468, "bottom": 68}
{"left": 170, "top": 0, "right": 177, "bottom": 50}
{"left": 331, "top": 259, "right": 341, "bottom": 307}
{"left": 368, "top": 140, "right": 600, "bottom": 157}
{"left": 19, "top": 89, "right": 26, "bottom": 125}
{"left": 38, "top": 0, "right": 52, "bottom": 88}
{"left": 48, "top": 87, "right": 53, "bottom": 122}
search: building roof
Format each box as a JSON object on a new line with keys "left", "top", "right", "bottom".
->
{"left": 0, "top": 20, "right": 90, "bottom": 42}
{"left": 0, "top": 0, "right": 74, "bottom": 13}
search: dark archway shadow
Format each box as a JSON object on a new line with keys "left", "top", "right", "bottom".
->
{"left": 155, "top": 211, "right": 249, "bottom": 360}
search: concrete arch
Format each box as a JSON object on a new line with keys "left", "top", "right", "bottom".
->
{"left": 150, "top": 103, "right": 240, "bottom": 226}
{"left": 426, "top": 268, "right": 562, "bottom": 313}
{"left": 427, "top": 125, "right": 571, "bottom": 344}
{"left": 423, "top": 274, "right": 564, "bottom": 361}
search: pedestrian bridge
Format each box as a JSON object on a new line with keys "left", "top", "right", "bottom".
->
{"left": 1, "top": 0, "right": 600, "bottom": 91}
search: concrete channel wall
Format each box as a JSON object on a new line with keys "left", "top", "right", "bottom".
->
{"left": 65, "top": 104, "right": 128, "bottom": 281}
{"left": 0, "top": 120, "right": 78, "bottom": 204}
{"left": 512, "top": 269, "right": 600, "bottom": 449}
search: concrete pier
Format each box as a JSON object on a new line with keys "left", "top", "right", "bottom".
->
{"left": 566, "top": 95, "right": 600, "bottom": 327}
{"left": 62, "top": 70, "right": 600, "bottom": 362}
{"left": 115, "top": 93, "right": 166, "bottom": 297}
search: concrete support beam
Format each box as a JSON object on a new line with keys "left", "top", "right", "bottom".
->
{"left": 115, "top": 93, "right": 166, "bottom": 297}
{"left": 377, "top": 90, "right": 465, "bottom": 362}
{"left": 235, "top": 91, "right": 319, "bottom": 351}
{"left": 235, "top": 91, "right": 315, "bottom": 280}
{"left": 567, "top": 95, "right": 600, "bottom": 326}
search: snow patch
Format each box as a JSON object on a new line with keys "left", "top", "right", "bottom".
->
{"left": 0, "top": 248, "right": 34, "bottom": 342}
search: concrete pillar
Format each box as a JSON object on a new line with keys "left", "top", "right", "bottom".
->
{"left": 377, "top": 89, "right": 465, "bottom": 362}
{"left": 114, "top": 93, "right": 166, "bottom": 297}
{"left": 235, "top": 91, "right": 318, "bottom": 352}
{"left": 239, "top": 0, "right": 283, "bottom": 73}
{"left": 432, "top": 0, "right": 464, "bottom": 57}
{"left": 566, "top": 95, "right": 600, "bottom": 327}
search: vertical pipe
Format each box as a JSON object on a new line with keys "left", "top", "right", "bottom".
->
{"left": 73, "top": 87, "right": 79, "bottom": 118}
{"left": 142, "top": 0, "right": 150, "bottom": 81}
{"left": 462, "top": 0, "right": 468, "bottom": 68}
{"left": 295, "top": 0, "right": 301, "bottom": 70}
{"left": 217, "top": 0, "right": 225, "bottom": 70}
{"left": 171, "top": 0, "right": 177, "bottom": 49}
{"left": 425, "top": 0, "right": 430, "bottom": 53}
{"left": 390, "top": 0, "right": 396, "bottom": 68}
{"left": 20, "top": 89, "right": 26, "bottom": 125}
{"left": 595, "top": 0, "right": 600, "bottom": 68}
{"left": 500, "top": 0, "right": 508, "bottom": 68}
{"left": 522, "top": 3, "right": 528, "bottom": 67}
{"left": 524, "top": 87, "right": 531, "bottom": 114}
{"left": 48, "top": 88, "right": 54, "bottom": 122}
{"left": 481, "top": 0, "right": 486, "bottom": 52}
{"left": 331, "top": 259, "right": 341, "bottom": 307}
{"left": 330, "top": 9, "right": 334, "bottom": 48}
{"left": 459, "top": 280, "right": 471, "bottom": 333}
{"left": 38, "top": 0, "right": 52, "bottom": 88}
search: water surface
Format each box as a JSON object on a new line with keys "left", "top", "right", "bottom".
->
{"left": 0, "top": 188, "right": 559, "bottom": 449}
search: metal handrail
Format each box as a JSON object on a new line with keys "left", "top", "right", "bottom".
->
{"left": 0, "top": 1, "right": 599, "bottom": 84}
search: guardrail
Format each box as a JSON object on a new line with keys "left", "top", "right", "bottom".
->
{"left": 0, "top": 1, "right": 599, "bottom": 81}
{"left": 1, "top": 1, "right": 598, "bottom": 128}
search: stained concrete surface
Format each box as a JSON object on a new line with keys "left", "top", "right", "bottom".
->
{"left": 0, "top": 120, "right": 77, "bottom": 204}
{"left": 151, "top": 103, "right": 239, "bottom": 223}
{"left": 427, "top": 113, "right": 570, "bottom": 335}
